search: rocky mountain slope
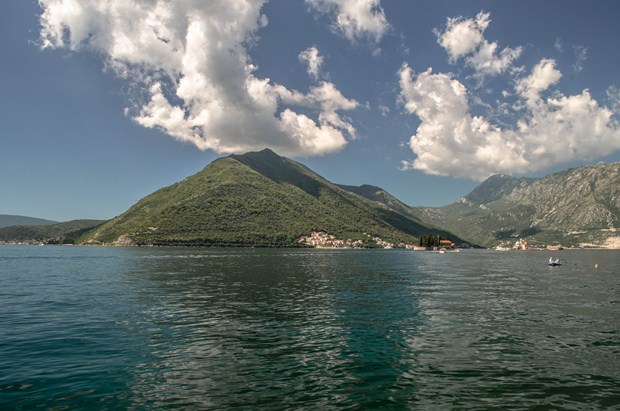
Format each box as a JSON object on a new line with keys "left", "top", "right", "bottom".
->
{"left": 419, "top": 162, "right": 620, "bottom": 248}
{"left": 79, "top": 149, "right": 457, "bottom": 247}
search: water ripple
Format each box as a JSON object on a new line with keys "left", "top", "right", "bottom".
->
{"left": 1, "top": 246, "right": 619, "bottom": 409}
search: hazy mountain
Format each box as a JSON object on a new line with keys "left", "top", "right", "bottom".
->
{"left": 0, "top": 215, "right": 57, "bottom": 229}
{"left": 79, "top": 149, "right": 458, "bottom": 247}
{"left": 419, "top": 162, "right": 620, "bottom": 248}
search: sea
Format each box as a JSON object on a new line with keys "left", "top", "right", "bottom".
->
{"left": 1, "top": 245, "right": 619, "bottom": 410}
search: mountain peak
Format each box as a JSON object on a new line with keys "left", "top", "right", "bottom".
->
{"left": 229, "top": 148, "right": 325, "bottom": 198}
{"left": 230, "top": 148, "right": 282, "bottom": 162}
{"left": 463, "top": 174, "right": 532, "bottom": 205}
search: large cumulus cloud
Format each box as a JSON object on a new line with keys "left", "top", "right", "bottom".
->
{"left": 39, "top": 0, "right": 358, "bottom": 156}
{"left": 400, "top": 12, "right": 620, "bottom": 181}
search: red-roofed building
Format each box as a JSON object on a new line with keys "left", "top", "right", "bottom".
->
{"left": 439, "top": 239, "right": 455, "bottom": 249}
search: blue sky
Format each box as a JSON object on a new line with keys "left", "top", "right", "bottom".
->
{"left": 2, "top": 0, "right": 620, "bottom": 221}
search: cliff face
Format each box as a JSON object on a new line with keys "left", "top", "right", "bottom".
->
{"left": 504, "top": 164, "right": 620, "bottom": 231}
{"left": 420, "top": 162, "right": 620, "bottom": 248}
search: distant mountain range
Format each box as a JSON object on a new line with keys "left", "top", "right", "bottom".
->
{"left": 3, "top": 151, "right": 619, "bottom": 248}
{"left": 419, "top": 162, "right": 620, "bottom": 248}
{"left": 0, "top": 215, "right": 57, "bottom": 228}
{"left": 0, "top": 219, "right": 104, "bottom": 244}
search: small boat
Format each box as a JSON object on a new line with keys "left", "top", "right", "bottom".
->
{"left": 548, "top": 258, "right": 561, "bottom": 266}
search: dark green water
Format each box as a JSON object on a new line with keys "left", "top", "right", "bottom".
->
{"left": 1, "top": 245, "right": 619, "bottom": 409}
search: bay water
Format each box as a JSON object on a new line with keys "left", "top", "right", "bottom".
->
{"left": 1, "top": 245, "right": 619, "bottom": 409}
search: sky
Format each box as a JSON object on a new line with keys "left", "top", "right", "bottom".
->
{"left": 2, "top": 0, "right": 620, "bottom": 221}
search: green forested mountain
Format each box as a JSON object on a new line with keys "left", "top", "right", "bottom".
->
{"left": 418, "top": 162, "right": 620, "bottom": 248}
{"left": 79, "top": 149, "right": 457, "bottom": 247}
{"left": 0, "top": 215, "right": 57, "bottom": 228}
{"left": 0, "top": 220, "right": 104, "bottom": 244}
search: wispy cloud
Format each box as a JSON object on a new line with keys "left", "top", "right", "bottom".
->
{"left": 572, "top": 45, "right": 588, "bottom": 73}
{"left": 606, "top": 85, "right": 620, "bottom": 118}
{"left": 378, "top": 105, "right": 390, "bottom": 116}
{"left": 39, "top": 0, "right": 358, "bottom": 156}
{"left": 554, "top": 38, "right": 564, "bottom": 54}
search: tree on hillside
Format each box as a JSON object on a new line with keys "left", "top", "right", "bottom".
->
{"left": 419, "top": 234, "right": 451, "bottom": 247}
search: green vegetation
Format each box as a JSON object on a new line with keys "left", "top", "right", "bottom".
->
{"left": 79, "top": 149, "right": 460, "bottom": 247}
{"left": 0, "top": 220, "right": 104, "bottom": 244}
{"left": 418, "top": 234, "right": 451, "bottom": 248}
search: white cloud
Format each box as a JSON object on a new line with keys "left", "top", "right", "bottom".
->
{"left": 436, "top": 11, "right": 522, "bottom": 77}
{"left": 299, "top": 46, "right": 324, "bottom": 80}
{"left": 38, "top": 0, "right": 358, "bottom": 156}
{"left": 399, "top": 62, "right": 620, "bottom": 180}
{"left": 305, "top": 0, "right": 389, "bottom": 43}
{"left": 436, "top": 12, "right": 487, "bottom": 61}
{"left": 515, "top": 58, "right": 562, "bottom": 106}
{"left": 400, "top": 11, "right": 620, "bottom": 180}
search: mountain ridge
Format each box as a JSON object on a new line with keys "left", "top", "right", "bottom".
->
{"left": 0, "top": 215, "right": 57, "bottom": 229}
{"left": 421, "top": 161, "right": 620, "bottom": 248}
{"left": 4, "top": 150, "right": 619, "bottom": 249}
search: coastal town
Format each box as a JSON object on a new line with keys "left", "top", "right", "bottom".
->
{"left": 297, "top": 231, "right": 457, "bottom": 250}
{"left": 495, "top": 238, "right": 566, "bottom": 251}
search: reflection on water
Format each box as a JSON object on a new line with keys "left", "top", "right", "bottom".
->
{"left": 0, "top": 246, "right": 619, "bottom": 409}
{"left": 122, "top": 250, "right": 424, "bottom": 409}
